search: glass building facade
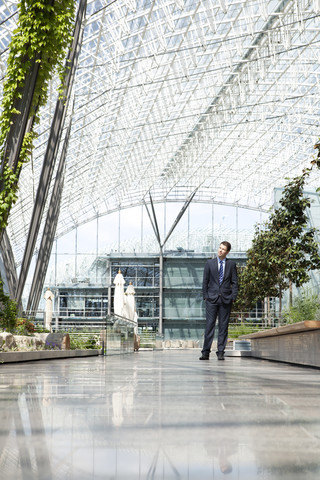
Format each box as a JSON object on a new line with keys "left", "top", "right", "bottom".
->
{"left": 1, "top": 0, "right": 320, "bottom": 330}
{"left": 51, "top": 251, "right": 247, "bottom": 340}
{"left": 45, "top": 187, "right": 320, "bottom": 335}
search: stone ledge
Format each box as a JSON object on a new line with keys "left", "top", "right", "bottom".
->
{"left": 240, "top": 320, "right": 320, "bottom": 339}
{"left": 239, "top": 321, "right": 320, "bottom": 368}
{"left": 0, "top": 349, "right": 101, "bottom": 364}
{"left": 0, "top": 332, "right": 71, "bottom": 351}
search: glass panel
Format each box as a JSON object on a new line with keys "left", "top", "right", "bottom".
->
{"left": 105, "top": 314, "right": 135, "bottom": 355}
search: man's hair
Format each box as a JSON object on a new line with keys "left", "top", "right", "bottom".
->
{"left": 220, "top": 241, "right": 231, "bottom": 252}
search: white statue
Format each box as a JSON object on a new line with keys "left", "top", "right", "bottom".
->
{"left": 124, "top": 282, "right": 140, "bottom": 351}
{"left": 124, "top": 282, "right": 136, "bottom": 321}
{"left": 44, "top": 287, "right": 54, "bottom": 331}
{"left": 113, "top": 269, "right": 126, "bottom": 316}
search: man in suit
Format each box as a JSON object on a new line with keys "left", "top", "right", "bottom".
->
{"left": 200, "top": 241, "right": 238, "bottom": 361}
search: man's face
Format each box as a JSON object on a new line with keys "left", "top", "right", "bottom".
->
{"left": 217, "top": 243, "right": 229, "bottom": 260}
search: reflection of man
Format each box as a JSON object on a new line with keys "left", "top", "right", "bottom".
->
{"left": 44, "top": 287, "right": 54, "bottom": 332}
{"left": 200, "top": 241, "right": 238, "bottom": 361}
{"left": 219, "top": 444, "right": 233, "bottom": 474}
{"left": 112, "top": 392, "right": 124, "bottom": 426}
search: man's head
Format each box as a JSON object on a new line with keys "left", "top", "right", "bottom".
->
{"left": 217, "top": 241, "right": 231, "bottom": 260}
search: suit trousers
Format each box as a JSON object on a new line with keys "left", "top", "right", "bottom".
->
{"left": 201, "top": 299, "right": 232, "bottom": 355}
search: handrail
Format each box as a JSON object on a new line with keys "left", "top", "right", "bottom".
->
{"left": 106, "top": 313, "right": 138, "bottom": 327}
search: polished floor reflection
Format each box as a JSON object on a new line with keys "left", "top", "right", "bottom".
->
{"left": 0, "top": 350, "right": 319, "bottom": 479}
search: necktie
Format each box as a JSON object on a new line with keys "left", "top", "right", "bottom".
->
{"left": 219, "top": 260, "right": 223, "bottom": 284}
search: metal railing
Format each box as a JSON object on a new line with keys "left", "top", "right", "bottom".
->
{"left": 24, "top": 310, "right": 284, "bottom": 354}
{"left": 28, "top": 310, "right": 107, "bottom": 332}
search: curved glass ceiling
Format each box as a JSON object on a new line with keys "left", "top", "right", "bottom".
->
{"left": 1, "top": 0, "right": 320, "bottom": 263}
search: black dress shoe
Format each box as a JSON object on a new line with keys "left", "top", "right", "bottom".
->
{"left": 199, "top": 355, "right": 209, "bottom": 360}
{"left": 217, "top": 352, "right": 225, "bottom": 360}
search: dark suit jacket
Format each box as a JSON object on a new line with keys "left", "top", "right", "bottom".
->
{"left": 202, "top": 257, "right": 238, "bottom": 304}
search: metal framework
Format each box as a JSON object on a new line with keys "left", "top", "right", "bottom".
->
{"left": 1, "top": 0, "right": 320, "bottom": 270}
{"left": 0, "top": 229, "right": 17, "bottom": 298}
{"left": 14, "top": 0, "right": 87, "bottom": 305}
{"left": 26, "top": 123, "right": 71, "bottom": 314}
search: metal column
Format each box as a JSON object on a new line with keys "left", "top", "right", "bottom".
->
{"left": 26, "top": 124, "right": 71, "bottom": 315}
{"left": 16, "top": 0, "right": 87, "bottom": 307}
{"left": 144, "top": 189, "right": 198, "bottom": 334}
{"left": 0, "top": 230, "right": 18, "bottom": 299}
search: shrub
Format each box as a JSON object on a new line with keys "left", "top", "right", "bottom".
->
{"left": 15, "top": 318, "right": 35, "bottom": 335}
{"left": 282, "top": 289, "right": 320, "bottom": 324}
{"left": 0, "top": 296, "right": 17, "bottom": 332}
{"left": 69, "top": 335, "right": 84, "bottom": 350}
{"left": 228, "top": 324, "right": 260, "bottom": 339}
{"left": 34, "top": 324, "right": 50, "bottom": 333}
{"left": 85, "top": 335, "right": 99, "bottom": 349}
{"left": 69, "top": 334, "right": 99, "bottom": 350}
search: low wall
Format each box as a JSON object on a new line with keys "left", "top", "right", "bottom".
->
{"left": 240, "top": 321, "right": 320, "bottom": 368}
{"left": 0, "top": 349, "right": 101, "bottom": 364}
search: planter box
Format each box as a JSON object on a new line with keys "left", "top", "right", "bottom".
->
{"left": 240, "top": 321, "right": 320, "bottom": 367}
{"left": 0, "top": 349, "right": 101, "bottom": 364}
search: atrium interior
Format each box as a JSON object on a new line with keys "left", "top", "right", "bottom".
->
{"left": 1, "top": 2, "right": 320, "bottom": 478}
{"left": 1, "top": 0, "right": 320, "bottom": 319}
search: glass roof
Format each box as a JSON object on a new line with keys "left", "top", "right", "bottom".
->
{"left": 1, "top": 0, "right": 320, "bottom": 263}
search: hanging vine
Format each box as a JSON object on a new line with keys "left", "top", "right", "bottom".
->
{"left": 0, "top": 0, "right": 75, "bottom": 231}
{"left": 0, "top": 0, "right": 75, "bottom": 319}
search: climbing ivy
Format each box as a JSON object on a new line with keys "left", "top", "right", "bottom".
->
{"left": 0, "top": 0, "right": 75, "bottom": 309}
{"left": 0, "top": 0, "right": 75, "bottom": 231}
{"left": 0, "top": 277, "right": 18, "bottom": 331}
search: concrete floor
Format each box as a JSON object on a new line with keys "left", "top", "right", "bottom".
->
{"left": 0, "top": 350, "right": 319, "bottom": 479}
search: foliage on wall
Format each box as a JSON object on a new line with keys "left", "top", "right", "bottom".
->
{"left": 0, "top": 0, "right": 75, "bottom": 312}
{"left": 0, "top": 0, "right": 75, "bottom": 231}
{"left": 0, "top": 277, "right": 17, "bottom": 331}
